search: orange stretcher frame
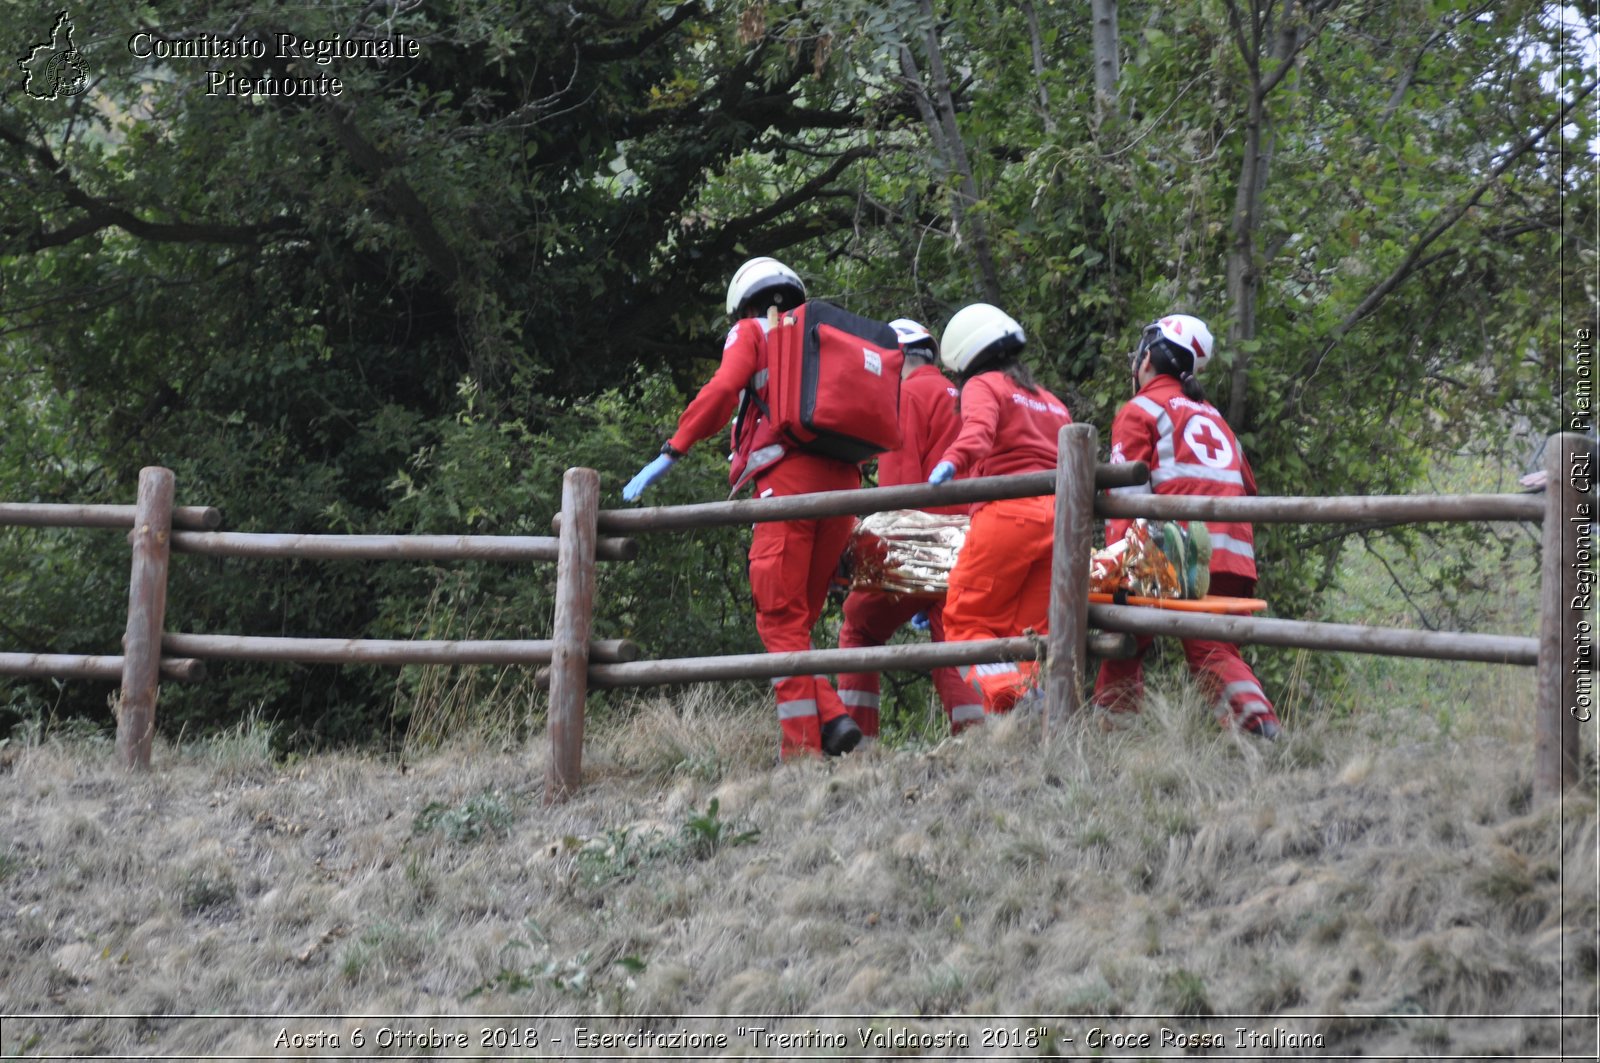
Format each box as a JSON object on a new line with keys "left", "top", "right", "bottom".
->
{"left": 1088, "top": 592, "right": 1268, "bottom": 614}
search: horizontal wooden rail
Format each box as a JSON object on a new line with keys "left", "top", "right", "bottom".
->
{"left": 0, "top": 502, "right": 222, "bottom": 531}
{"left": 0, "top": 652, "right": 205, "bottom": 682}
{"left": 564, "top": 462, "right": 1150, "bottom": 535}
{"left": 162, "top": 633, "right": 641, "bottom": 666}
{"left": 171, "top": 531, "right": 638, "bottom": 563}
{"left": 1097, "top": 492, "right": 1543, "bottom": 524}
{"left": 1087, "top": 604, "right": 1538, "bottom": 665}
{"left": 537, "top": 632, "right": 1136, "bottom": 690}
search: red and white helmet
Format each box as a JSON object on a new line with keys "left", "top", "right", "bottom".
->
{"left": 889, "top": 317, "right": 938, "bottom": 359}
{"left": 725, "top": 257, "right": 805, "bottom": 316}
{"left": 1138, "top": 313, "right": 1214, "bottom": 375}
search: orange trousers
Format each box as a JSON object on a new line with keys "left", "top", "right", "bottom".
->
{"left": 941, "top": 496, "right": 1055, "bottom": 715}
{"left": 748, "top": 452, "right": 860, "bottom": 758}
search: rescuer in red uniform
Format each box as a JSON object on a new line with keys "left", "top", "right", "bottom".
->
{"left": 621, "top": 257, "right": 864, "bottom": 760}
{"left": 1093, "top": 314, "right": 1282, "bottom": 739}
{"left": 927, "top": 303, "right": 1074, "bottom": 717}
{"left": 836, "top": 319, "right": 984, "bottom": 736}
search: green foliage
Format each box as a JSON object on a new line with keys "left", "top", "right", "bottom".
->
{"left": 569, "top": 825, "right": 676, "bottom": 889}
{"left": 561, "top": 800, "right": 759, "bottom": 895}
{"left": 411, "top": 790, "right": 514, "bottom": 844}
{"left": 466, "top": 918, "right": 646, "bottom": 1005}
{"left": 678, "top": 797, "right": 761, "bottom": 859}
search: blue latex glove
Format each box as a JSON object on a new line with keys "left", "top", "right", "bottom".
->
{"left": 910, "top": 610, "right": 930, "bottom": 632}
{"left": 622, "top": 454, "right": 676, "bottom": 501}
{"left": 928, "top": 461, "right": 956, "bottom": 485}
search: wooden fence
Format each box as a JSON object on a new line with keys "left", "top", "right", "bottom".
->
{"left": 0, "top": 430, "right": 1590, "bottom": 803}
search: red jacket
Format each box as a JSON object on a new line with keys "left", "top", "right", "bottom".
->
{"left": 1105, "top": 375, "right": 1258, "bottom": 580}
{"left": 667, "top": 316, "right": 857, "bottom": 494}
{"left": 938, "top": 370, "right": 1073, "bottom": 481}
{"left": 667, "top": 316, "right": 791, "bottom": 492}
{"left": 668, "top": 317, "right": 762, "bottom": 457}
{"left": 879, "top": 364, "right": 962, "bottom": 515}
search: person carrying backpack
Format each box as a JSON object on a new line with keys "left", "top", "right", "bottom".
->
{"left": 1092, "top": 314, "right": 1282, "bottom": 739}
{"left": 927, "top": 303, "right": 1074, "bottom": 718}
{"left": 621, "top": 257, "right": 865, "bottom": 760}
{"left": 836, "top": 319, "right": 985, "bottom": 737}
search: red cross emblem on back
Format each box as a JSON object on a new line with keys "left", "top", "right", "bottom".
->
{"left": 1182, "top": 413, "right": 1235, "bottom": 469}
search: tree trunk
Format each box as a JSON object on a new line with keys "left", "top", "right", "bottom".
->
{"left": 1022, "top": 0, "right": 1059, "bottom": 133}
{"left": 1090, "top": 0, "right": 1120, "bottom": 123}
{"left": 1224, "top": 0, "right": 1304, "bottom": 427}
{"left": 914, "top": 0, "right": 1004, "bottom": 304}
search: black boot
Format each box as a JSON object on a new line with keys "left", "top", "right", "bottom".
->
{"left": 821, "top": 715, "right": 863, "bottom": 756}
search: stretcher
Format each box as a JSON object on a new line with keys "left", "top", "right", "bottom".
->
{"left": 1088, "top": 592, "right": 1267, "bottom": 614}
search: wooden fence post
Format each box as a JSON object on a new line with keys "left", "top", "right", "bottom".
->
{"left": 1046, "top": 423, "right": 1098, "bottom": 729}
{"left": 546, "top": 467, "right": 600, "bottom": 801}
{"left": 117, "top": 467, "right": 175, "bottom": 770}
{"left": 1536, "top": 432, "right": 1595, "bottom": 802}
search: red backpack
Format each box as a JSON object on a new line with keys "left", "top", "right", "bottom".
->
{"left": 755, "top": 299, "right": 904, "bottom": 463}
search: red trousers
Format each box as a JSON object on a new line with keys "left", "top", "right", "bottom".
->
{"left": 837, "top": 592, "right": 984, "bottom": 736}
{"left": 941, "top": 496, "right": 1055, "bottom": 715}
{"left": 748, "top": 453, "right": 861, "bottom": 758}
{"left": 1092, "top": 573, "right": 1278, "bottom": 730}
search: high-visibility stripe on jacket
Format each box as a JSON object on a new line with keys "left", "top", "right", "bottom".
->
{"left": 1105, "top": 376, "right": 1258, "bottom": 581}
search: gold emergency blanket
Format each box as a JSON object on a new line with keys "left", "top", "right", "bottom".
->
{"left": 1089, "top": 518, "right": 1181, "bottom": 598}
{"left": 849, "top": 511, "right": 1203, "bottom": 601}
{"left": 847, "top": 510, "right": 969, "bottom": 597}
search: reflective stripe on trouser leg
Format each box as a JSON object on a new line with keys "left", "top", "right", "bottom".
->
{"left": 838, "top": 587, "right": 922, "bottom": 737}
{"left": 1181, "top": 637, "right": 1274, "bottom": 729}
{"left": 926, "top": 607, "right": 984, "bottom": 732}
{"left": 949, "top": 702, "right": 986, "bottom": 732}
{"left": 957, "top": 660, "right": 1037, "bottom": 716}
{"left": 1218, "top": 679, "right": 1273, "bottom": 726}
{"left": 772, "top": 676, "right": 822, "bottom": 758}
{"left": 838, "top": 687, "right": 880, "bottom": 736}
{"left": 748, "top": 454, "right": 859, "bottom": 754}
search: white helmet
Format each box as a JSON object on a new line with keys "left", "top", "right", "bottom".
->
{"left": 889, "top": 317, "right": 937, "bottom": 359}
{"left": 725, "top": 256, "right": 805, "bottom": 316}
{"left": 939, "top": 303, "right": 1025, "bottom": 376}
{"left": 1138, "top": 313, "right": 1214, "bottom": 375}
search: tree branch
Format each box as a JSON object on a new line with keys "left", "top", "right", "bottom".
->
{"left": 579, "top": 1, "right": 705, "bottom": 62}
{"left": 0, "top": 119, "right": 296, "bottom": 252}
{"left": 1302, "top": 78, "right": 1598, "bottom": 381}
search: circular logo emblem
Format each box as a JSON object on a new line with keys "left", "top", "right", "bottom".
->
{"left": 46, "top": 49, "right": 88, "bottom": 97}
{"left": 1182, "top": 414, "right": 1234, "bottom": 469}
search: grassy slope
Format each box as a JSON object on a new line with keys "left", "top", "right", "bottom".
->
{"left": 0, "top": 680, "right": 1594, "bottom": 1060}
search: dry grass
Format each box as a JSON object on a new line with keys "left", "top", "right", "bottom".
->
{"left": 0, "top": 676, "right": 1594, "bottom": 1060}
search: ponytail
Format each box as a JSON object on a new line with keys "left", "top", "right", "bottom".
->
{"left": 1001, "top": 360, "right": 1040, "bottom": 393}
{"left": 1151, "top": 342, "right": 1206, "bottom": 402}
